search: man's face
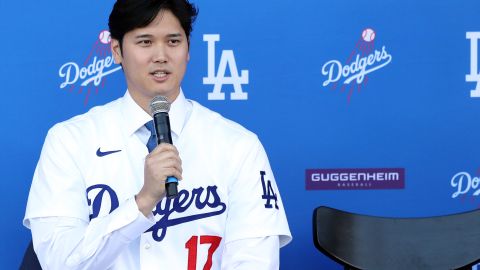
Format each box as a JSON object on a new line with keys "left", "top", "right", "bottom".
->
{"left": 111, "top": 9, "right": 189, "bottom": 110}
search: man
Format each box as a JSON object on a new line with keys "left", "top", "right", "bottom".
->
{"left": 24, "top": 0, "right": 291, "bottom": 269}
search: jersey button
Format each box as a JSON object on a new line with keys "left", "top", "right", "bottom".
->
{"left": 144, "top": 242, "right": 151, "bottom": 250}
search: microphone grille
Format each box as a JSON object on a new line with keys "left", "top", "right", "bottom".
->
{"left": 150, "top": 96, "right": 171, "bottom": 115}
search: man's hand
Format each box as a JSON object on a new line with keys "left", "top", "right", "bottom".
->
{"left": 136, "top": 143, "right": 182, "bottom": 216}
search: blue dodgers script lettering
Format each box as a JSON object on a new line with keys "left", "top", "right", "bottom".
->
{"left": 87, "top": 184, "right": 226, "bottom": 242}
{"left": 146, "top": 185, "right": 226, "bottom": 242}
{"left": 86, "top": 184, "right": 119, "bottom": 220}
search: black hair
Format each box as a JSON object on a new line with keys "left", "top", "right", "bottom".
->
{"left": 108, "top": 0, "right": 198, "bottom": 50}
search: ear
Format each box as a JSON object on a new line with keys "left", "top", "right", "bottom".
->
{"left": 187, "top": 52, "right": 190, "bottom": 62}
{"left": 111, "top": 39, "right": 123, "bottom": 64}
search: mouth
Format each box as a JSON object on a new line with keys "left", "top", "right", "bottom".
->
{"left": 151, "top": 71, "right": 169, "bottom": 78}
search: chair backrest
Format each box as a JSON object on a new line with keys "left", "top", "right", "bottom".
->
{"left": 19, "top": 240, "right": 42, "bottom": 270}
{"left": 313, "top": 206, "right": 480, "bottom": 270}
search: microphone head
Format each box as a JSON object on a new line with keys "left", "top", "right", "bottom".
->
{"left": 150, "top": 96, "right": 171, "bottom": 115}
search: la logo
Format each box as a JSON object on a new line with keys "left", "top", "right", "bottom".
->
{"left": 203, "top": 34, "right": 249, "bottom": 100}
{"left": 467, "top": 32, "right": 480, "bottom": 97}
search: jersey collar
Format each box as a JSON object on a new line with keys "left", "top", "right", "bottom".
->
{"left": 121, "top": 89, "right": 190, "bottom": 138}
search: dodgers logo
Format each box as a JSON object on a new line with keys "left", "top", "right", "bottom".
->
{"left": 86, "top": 184, "right": 119, "bottom": 220}
{"left": 260, "top": 171, "right": 278, "bottom": 209}
{"left": 466, "top": 32, "right": 480, "bottom": 98}
{"left": 203, "top": 34, "right": 249, "bottom": 100}
{"left": 321, "top": 28, "right": 393, "bottom": 102}
{"left": 87, "top": 184, "right": 226, "bottom": 242}
{"left": 58, "top": 30, "right": 122, "bottom": 105}
{"left": 147, "top": 186, "right": 226, "bottom": 242}
{"left": 451, "top": 170, "right": 480, "bottom": 199}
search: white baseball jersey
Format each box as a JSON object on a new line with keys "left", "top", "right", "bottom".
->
{"left": 24, "top": 90, "right": 291, "bottom": 269}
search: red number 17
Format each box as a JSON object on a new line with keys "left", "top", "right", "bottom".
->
{"left": 185, "top": 235, "right": 222, "bottom": 270}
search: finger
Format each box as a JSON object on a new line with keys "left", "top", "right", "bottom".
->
{"left": 150, "top": 167, "right": 182, "bottom": 182}
{"left": 149, "top": 143, "right": 179, "bottom": 155}
{"left": 145, "top": 156, "right": 183, "bottom": 180}
{"left": 164, "top": 168, "right": 183, "bottom": 181}
{"left": 146, "top": 154, "right": 182, "bottom": 170}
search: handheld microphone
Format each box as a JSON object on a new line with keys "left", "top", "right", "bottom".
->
{"left": 149, "top": 96, "right": 178, "bottom": 198}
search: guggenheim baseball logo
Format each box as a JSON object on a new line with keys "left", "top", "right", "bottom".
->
{"left": 58, "top": 30, "right": 122, "bottom": 104}
{"left": 306, "top": 168, "right": 405, "bottom": 190}
{"left": 321, "top": 28, "right": 393, "bottom": 102}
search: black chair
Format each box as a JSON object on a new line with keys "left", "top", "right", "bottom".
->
{"left": 19, "top": 240, "right": 42, "bottom": 270}
{"left": 313, "top": 206, "right": 480, "bottom": 270}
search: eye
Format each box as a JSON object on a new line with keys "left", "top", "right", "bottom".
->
{"left": 138, "top": 40, "right": 152, "bottom": 46}
{"left": 168, "top": 39, "right": 181, "bottom": 46}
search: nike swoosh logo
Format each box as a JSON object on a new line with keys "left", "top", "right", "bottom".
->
{"left": 96, "top": 148, "right": 122, "bottom": 157}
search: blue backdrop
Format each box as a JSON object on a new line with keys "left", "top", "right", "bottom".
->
{"left": 2, "top": 0, "right": 480, "bottom": 269}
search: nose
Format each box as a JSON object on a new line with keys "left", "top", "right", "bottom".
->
{"left": 152, "top": 45, "right": 167, "bottom": 64}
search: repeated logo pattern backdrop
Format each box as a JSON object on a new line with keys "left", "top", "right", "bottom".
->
{"left": 1, "top": 0, "right": 479, "bottom": 269}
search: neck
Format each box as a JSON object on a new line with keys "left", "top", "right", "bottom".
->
{"left": 129, "top": 91, "right": 180, "bottom": 115}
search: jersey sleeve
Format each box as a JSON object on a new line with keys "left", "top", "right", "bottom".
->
{"left": 23, "top": 124, "right": 156, "bottom": 268}
{"left": 24, "top": 124, "right": 90, "bottom": 226}
{"left": 224, "top": 137, "right": 292, "bottom": 247}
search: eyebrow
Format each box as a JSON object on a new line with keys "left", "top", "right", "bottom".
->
{"left": 135, "top": 34, "right": 154, "bottom": 39}
{"left": 134, "top": 33, "right": 183, "bottom": 39}
{"left": 166, "top": 33, "right": 183, "bottom": 38}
